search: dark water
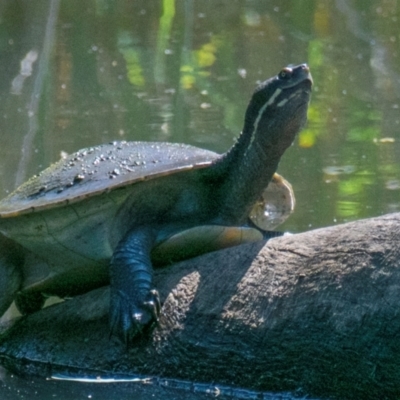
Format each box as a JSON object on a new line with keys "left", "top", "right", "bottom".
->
{"left": 0, "top": 0, "right": 399, "bottom": 398}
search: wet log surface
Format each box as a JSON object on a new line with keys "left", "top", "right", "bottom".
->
{"left": 0, "top": 213, "right": 400, "bottom": 400}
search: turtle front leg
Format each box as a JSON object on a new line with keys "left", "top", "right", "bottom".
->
{"left": 109, "top": 227, "right": 161, "bottom": 345}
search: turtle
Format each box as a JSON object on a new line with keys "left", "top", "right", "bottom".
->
{"left": 0, "top": 63, "right": 312, "bottom": 344}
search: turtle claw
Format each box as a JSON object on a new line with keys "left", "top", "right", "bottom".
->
{"left": 110, "top": 288, "right": 160, "bottom": 345}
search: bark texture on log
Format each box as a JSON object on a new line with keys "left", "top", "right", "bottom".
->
{"left": 1, "top": 213, "right": 400, "bottom": 400}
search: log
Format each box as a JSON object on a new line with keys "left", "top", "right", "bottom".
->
{"left": 1, "top": 213, "right": 400, "bottom": 400}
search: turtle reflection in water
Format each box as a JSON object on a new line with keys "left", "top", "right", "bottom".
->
{"left": 0, "top": 64, "right": 312, "bottom": 345}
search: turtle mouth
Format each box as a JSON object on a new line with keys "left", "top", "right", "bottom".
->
{"left": 281, "top": 84, "right": 311, "bottom": 110}
{"left": 292, "top": 91, "right": 311, "bottom": 114}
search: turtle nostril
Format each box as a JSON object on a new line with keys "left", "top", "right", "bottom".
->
{"left": 301, "top": 63, "right": 310, "bottom": 72}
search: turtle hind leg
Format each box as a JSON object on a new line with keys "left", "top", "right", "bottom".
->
{"left": 15, "top": 291, "right": 46, "bottom": 315}
{"left": 0, "top": 235, "right": 23, "bottom": 317}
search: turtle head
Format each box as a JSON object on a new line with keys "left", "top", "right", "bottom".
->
{"left": 244, "top": 64, "right": 312, "bottom": 156}
{"left": 212, "top": 65, "right": 312, "bottom": 225}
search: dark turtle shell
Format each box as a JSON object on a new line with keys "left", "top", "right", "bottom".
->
{"left": 0, "top": 141, "right": 216, "bottom": 217}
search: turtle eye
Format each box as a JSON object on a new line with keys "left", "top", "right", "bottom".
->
{"left": 279, "top": 67, "right": 292, "bottom": 80}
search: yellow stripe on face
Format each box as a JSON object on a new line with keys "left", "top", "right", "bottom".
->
{"left": 250, "top": 88, "right": 283, "bottom": 146}
{"left": 266, "top": 88, "right": 282, "bottom": 106}
{"left": 277, "top": 90, "right": 301, "bottom": 107}
{"left": 277, "top": 98, "right": 288, "bottom": 107}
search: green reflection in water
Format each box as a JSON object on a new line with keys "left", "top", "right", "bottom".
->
{"left": 155, "top": 0, "right": 175, "bottom": 84}
{"left": 180, "top": 35, "right": 221, "bottom": 89}
{"left": 308, "top": 39, "right": 324, "bottom": 68}
{"left": 299, "top": 104, "right": 323, "bottom": 148}
{"left": 118, "top": 31, "right": 145, "bottom": 87}
{"left": 336, "top": 171, "right": 374, "bottom": 218}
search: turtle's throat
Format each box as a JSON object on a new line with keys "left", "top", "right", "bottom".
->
{"left": 216, "top": 131, "right": 282, "bottom": 225}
